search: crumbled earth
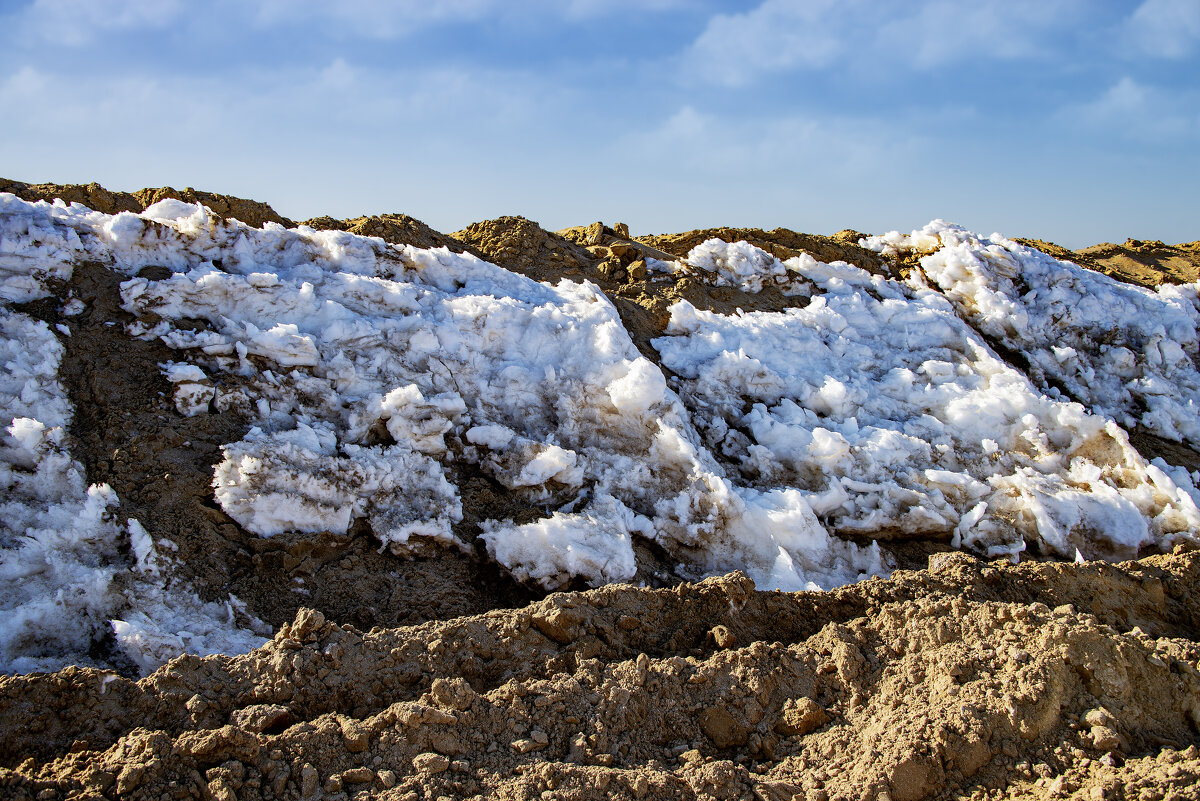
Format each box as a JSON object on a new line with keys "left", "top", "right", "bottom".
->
{"left": 1, "top": 552, "right": 1198, "bottom": 801}
{"left": 2, "top": 180, "right": 1199, "bottom": 800}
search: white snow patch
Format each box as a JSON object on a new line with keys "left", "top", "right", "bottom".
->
{"left": 866, "top": 220, "right": 1200, "bottom": 449}
{"left": 653, "top": 241, "right": 1200, "bottom": 560}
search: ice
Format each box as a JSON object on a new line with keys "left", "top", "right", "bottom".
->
{"left": 657, "top": 238, "right": 813, "bottom": 295}
{"left": 481, "top": 493, "right": 646, "bottom": 589}
{"left": 652, "top": 241, "right": 1200, "bottom": 560}
{"left": 865, "top": 221, "right": 1200, "bottom": 449}
{"left": 213, "top": 422, "right": 463, "bottom": 552}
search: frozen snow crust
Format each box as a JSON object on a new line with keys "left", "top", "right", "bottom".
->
{"left": 1, "top": 192, "right": 1197, "bottom": 675}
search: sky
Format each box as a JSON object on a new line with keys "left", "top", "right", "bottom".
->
{"left": 0, "top": 0, "right": 1197, "bottom": 247}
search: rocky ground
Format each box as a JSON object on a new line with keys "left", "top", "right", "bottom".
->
{"left": 1, "top": 179, "right": 1199, "bottom": 800}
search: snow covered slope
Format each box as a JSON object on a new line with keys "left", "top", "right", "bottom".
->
{"left": 1, "top": 193, "right": 1197, "bottom": 675}
{"left": 651, "top": 241, "right": 1199, "bottom": 561}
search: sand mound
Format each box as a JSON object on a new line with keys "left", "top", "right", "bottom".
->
{"left": 0, "top": 178, "right": 292, "bottom": 229}
{"left": 452, "top": 216, "right": 600, "bottom": 283}
{"left": 1, "top": 552, "right": 1198, "bottom": 801}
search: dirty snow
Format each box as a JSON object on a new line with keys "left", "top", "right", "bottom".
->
{"left": 652, "top": 242, "right": 1200, "bottom": 559}
{"left": 1, "top": 193, "right": 1198, "bottom": 675}
{"left": 865, "top": 221, "right": 1200, "bottom": 448}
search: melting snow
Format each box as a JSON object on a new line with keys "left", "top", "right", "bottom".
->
{"left": 0, "top": 193, "right": 1197, "bottom": 675}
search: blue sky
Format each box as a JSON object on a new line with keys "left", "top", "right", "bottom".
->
{"left": 0, "top": 0, "right": 1197, "bottom": 246}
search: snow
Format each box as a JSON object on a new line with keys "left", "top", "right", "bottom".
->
{"left": 652, "top": 241, "right": 1200, "bottom": 560}
{"left": 1, "top": 193, "right": 1198, "bottom": 674}
{"left": 0, "top": 304, "right": 265, "bottom": 675}
{"left": 865, "top": 221, "right": 1200, "bottom": 448}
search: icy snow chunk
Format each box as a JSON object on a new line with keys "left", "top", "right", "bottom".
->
{"left": 141, "top": 198, "right": 205, "bottom": 223}
{"left": 375, "top": 384, "right": 465, "bottom": 456}
{"left": 128, "top": 519, "right": 162, "bottom": 577}
{"left": 213, "top": 423, "right": 464, "bottom": 553}
{"left": 0, "top": 194, "right": 88, "bottom": 302}
{"left": 174, "top": 383, "right": 215, "bottom": 416}
{"left": 868, "top": 220, "right": 1200, "bottom": 448}
{"left": 162, "top": 361, "right": 207, "bottom": 383}
{"left": 608, "top": 356, "right": 667, "bottom": 415}
{"left": 482, "top": 494, "right": 645, "bottom": 589}
{"left": 466, "top": 424, "right": 516, "bottom": 450}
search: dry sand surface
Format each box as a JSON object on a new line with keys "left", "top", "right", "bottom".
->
{"left": 1, "top": 179, "right": 1199, "bottom": 801}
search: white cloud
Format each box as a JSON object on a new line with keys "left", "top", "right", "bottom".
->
{"left": 683, "top": 0, "right": 1085, "bottom": 86}
{"left": 878, "top": 0, "right": 1084, "bottom": 69}
{"left": 616, "top": 103, "right": 922, "bottom": 179}
{"left": 1128, "top": 0, "right": 1200, "bottom": 59}
{"left": 17, "top": 0, "right": 186, "bottom": 46}
{"left": 1063, "top": 76, "right": 1199, "bottom": 142}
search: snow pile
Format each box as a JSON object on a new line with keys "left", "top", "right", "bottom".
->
{"left": 652, "top": 243, "right": 1200, "bottom": 559}
{"left": 2, "top": 193, "right": 1198, "bottom": 674}
{"left": 0, "top": 195, "right": 882, "bottom": 598}
{"left": 865, "top": 221, "right": 1200, "bottom": 448}
{"left": 0, "top": 305, "right": 265, "bottom": 675}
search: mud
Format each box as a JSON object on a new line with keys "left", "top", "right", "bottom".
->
{"left": 1, "top": 181, "right": 1199, "bottom": 800}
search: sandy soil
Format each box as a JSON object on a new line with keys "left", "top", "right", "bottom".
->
{"left": 1, "top": 181, "right": 1198, "bottom": 800}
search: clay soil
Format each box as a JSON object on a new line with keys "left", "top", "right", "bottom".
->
{"left": 1, "top": 181, "right": 1199, "bottom": 801}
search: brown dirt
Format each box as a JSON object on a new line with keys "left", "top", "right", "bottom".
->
{"left": 451, "top": 216, "right": 601, "bottom": 283}
{"left": 1, "top": 551, "right": 1197, "bottom": 801}
{"left": 301, "top": 214, "right": 483, "bottom": 257}
{"left": 1017, "top": 238, "right": 1200, "bottom": 290}
{"left": 1, "top": 178, "right": 293, "bottom": 229}
{"left": 2, "top": 182, "right": 1199, "bottom": 800}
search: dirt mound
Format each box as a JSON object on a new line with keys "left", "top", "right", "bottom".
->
{"left": 1, "top": 178, "right": 293, "bottom": 229}
{"left": 1018, "top": 238, "right": 1200, "bottom": 290}
{"left": 2, "top": 551, "right": 1197, "bottom": 801}
{"left": 452, "top": 216, "right": 600, "bottom": 283}
{"left": 639, "top": 226, "right": 894, "bottom": 278}
{"left": 303, "top": 214, "right": 483, "bottom": 257}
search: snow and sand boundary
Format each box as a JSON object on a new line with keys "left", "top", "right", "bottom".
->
{"left": 1, "top": 179, "right": 1199, "bottom": 800}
